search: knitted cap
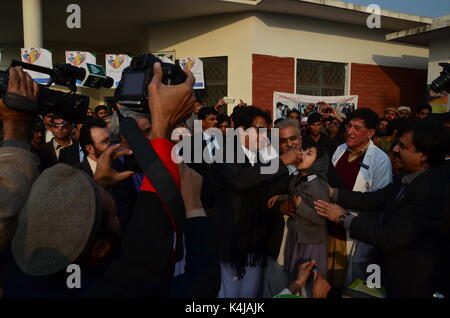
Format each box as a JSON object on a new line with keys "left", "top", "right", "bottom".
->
{"left": 397, "top": 106, "right": 411, "bottom": 113}
{"left": 11, "top": 164, "right": 100, "bottom": 276}
{"left": 385, "top": 107, "right": 399, "bottom": 115}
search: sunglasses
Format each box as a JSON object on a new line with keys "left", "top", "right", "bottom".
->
{"left": 52, "top": 123, "right": 69, "bottom": 129}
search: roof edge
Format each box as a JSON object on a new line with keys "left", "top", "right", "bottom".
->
{"left": 386, "top": 19, "right": 450, "bottom": 42}
{"left": 298, "top": 0, "right": 436, "bottom": 24}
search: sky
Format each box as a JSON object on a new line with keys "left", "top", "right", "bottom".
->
{"left": 342, "top": 0, "right": 450, "bottom": 18}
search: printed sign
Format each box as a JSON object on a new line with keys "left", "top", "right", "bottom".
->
{"left": 179, "top": 57, "right": 205, "bottom": 89}
{"left": 21, "top": 48, "right": 53, "bottom": 84}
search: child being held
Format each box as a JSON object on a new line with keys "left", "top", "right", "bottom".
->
{"left": 284, "top": 145, "right": 330, "bottom": 286}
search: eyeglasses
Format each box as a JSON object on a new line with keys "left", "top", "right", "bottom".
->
{"left": 52, "top": 123, "right": 69, "bottom": 129}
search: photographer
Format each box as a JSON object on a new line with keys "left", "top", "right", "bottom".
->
{"left": 0, "top": 67, "right": 40, "bottom": 250}
{"left": 0, "top": 67, "right": 40, "bottom": 293}
{"left": 1, "top": 61, "right": 213, "bottom": 298}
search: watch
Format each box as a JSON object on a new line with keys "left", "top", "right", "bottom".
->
{"left": 338, "top": 212, "right": 352, "bottom": 226}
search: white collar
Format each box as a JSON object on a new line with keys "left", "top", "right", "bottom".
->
{"left": 241, "top": 145, "right": 278, "bottom": 166}
{"left": 87, "top": 156, "right": 97, "bottom": 174}
{"left": 241, "top": 145, "right": 257, "bottom": 165}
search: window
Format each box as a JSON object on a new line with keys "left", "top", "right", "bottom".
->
{"left": 296, "top": 59, "right": 346, "bottom": 96}
{"left": 198, "top": 56, "right": 228, "bottom": 109}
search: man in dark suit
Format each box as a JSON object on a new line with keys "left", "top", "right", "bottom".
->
{"left": 76, "top": 119, "right": 111, "bottom": 176}
{"left": 315, "top": 120, "right": 449, "bottom": 297}
{"left": 186, "top": 107, "right": 220, "bottom": 210}
{"left": 207, "top": 106, "right": 303, "bottom": 298}
{"left": 35, "top": 115, "right": 80, "bottom": 171}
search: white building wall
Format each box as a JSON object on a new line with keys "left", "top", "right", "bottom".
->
{"left": 143, "top": 12, "right": 429, "bottom": 108}
{"left": 252, "top": 12, "right": 429, "bottom": 70}
{"left": 144, "top": 13, "right": 255, "bottom": 108}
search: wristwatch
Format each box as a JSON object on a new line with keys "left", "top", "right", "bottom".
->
{"left": 338, "top": 212, "right": 352, "bottom": 226}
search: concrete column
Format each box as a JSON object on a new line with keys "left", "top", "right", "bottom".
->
{"left": 22, "top": 0, "right": 43, "bottom": 48}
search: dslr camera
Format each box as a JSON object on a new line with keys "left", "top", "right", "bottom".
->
{"left": 0, "top": 60, "right": 111, "bottom": 123}
{"left": 431, "top": 63, "right": 450, "bottom": 94}
{"left": 115, "top": 54, "right": 187, "bottom": 110}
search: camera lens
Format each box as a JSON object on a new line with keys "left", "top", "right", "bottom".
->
{"left": 431, "top": 75, "right": 450, "bottom": 93}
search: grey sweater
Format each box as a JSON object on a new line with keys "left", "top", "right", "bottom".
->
{"left": 0, "top": 146, "right": 40, "bottom": 248}
{"left": 287, "top": 174, "right": 329, "bottom": 244}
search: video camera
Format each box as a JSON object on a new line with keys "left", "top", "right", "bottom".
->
{"left": 431, "top": 63, "right": 450, "bottom": 94}
{"left": 115, "top": 54, "right": 187, "bottom": 111}
{"left": 0, "top": 60, "right": 113, "bottom": 123}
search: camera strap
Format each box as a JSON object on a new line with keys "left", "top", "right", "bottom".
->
{"left": 119, "top": 115, "right": 185, "bottom": 262}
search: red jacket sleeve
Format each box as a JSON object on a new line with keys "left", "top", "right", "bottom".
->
{"left": 140, "top": 138, "right": 180, "bottom": 193}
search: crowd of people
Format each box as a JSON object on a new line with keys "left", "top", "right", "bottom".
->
{"left": 0, "top": 63, "right": 449, "bottom": 299}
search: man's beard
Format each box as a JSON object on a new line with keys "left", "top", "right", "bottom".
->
{"left": 94, "top": 147, "right": 104, "bottom": 159}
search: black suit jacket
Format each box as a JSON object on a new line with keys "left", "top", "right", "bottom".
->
{"left": 35, "top": 142, "right": 58, "bottom": 171}
{"left": 186, "top": 133, "right": 217, "bottom": 210}
{"left": 59, "top": 142, "right": 81, "bottom": 166}
{"left": 35, "top": 140, "right": 81, "bottom": 171}
{"left": 75, "top": 158, "right": 94, "bottom": 177}
{"left": 209, "top": 142, "right": 290, "bottom": 262}
{"left": 337, "top": 166, "right": 449, "bottom": 297}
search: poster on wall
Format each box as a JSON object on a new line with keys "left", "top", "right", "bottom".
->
{"left": 426, "top": 86, "right": 449, "bottom": 114}
{"left": 154, "top": 51, "right": 175, "bottom": 64}
{"left": 179, "top": 57, "right": 205, "bottom": 89}
{"left": 65, "top": 51, "right": 96, "bottom": 86}
{"left": 105, "top": 54, "right": 132, "bottom": 88}
{"left": 273, "top": 92, "right": 359, "bottom": 121}
{"left": 21, "top": 48, "right": 53, "bottom": 84}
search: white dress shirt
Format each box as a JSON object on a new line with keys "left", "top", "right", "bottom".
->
{"left": 87, "top": 156, "right": 97, "bottom": 175}
{"left": 203, "top": 132, "right": 220, "bottom": 158}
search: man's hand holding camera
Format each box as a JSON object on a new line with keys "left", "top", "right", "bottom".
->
{"left": 0, "top": 67, "right": 39, "bottom": 142}
{"left": 148, "top": 63, "right": 196, "bottom": 140}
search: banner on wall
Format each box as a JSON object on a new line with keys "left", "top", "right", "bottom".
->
{"left": 426, "top": 86, "right": 449, "bottom": 114}
{"left": 105, "top": 54, "right": 132, "bottom": 88}
{"left": 65, "top": 51, "right": 96, "bottom": 86}
{"left": 273, "top": 92, "right": 359, "bottom": 120}
{"left": 179, "top": 57, "right": 205, "bottom": 89}
{"left": 21, "top": 48, "right": 53, "bottom": 84}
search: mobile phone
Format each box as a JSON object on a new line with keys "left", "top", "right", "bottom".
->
{"left": 312, "top": 263, "right": 319, "bottom": 273}
{"left": 223, "top": 97, "right": 235, "bottom": 104}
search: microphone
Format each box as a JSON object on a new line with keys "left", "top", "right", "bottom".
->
{"left": 81, "top": 63, "right": 114, "bottom": 89}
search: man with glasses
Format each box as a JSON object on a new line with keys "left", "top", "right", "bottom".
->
{"left": 327, "top": 108, "right": 392, "bottom": 297}
{"left": 36, "top": 115, "right": 80, "bottom": 170}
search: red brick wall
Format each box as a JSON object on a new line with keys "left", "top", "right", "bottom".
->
{"left": 252, "top": 54, "right": 295, "bottom": 114}
{"left": 350, "top": 63, "right": 427, "bottom": 117}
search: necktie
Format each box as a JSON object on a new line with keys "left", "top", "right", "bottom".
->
{"left": 209, "top": 135, "right": 216, "bottom": 157}
{"left": 395, "top": 184, "right": 407, "bottom": 201}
